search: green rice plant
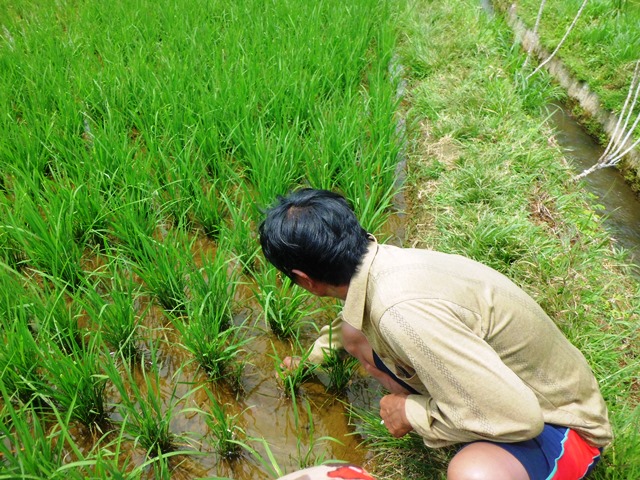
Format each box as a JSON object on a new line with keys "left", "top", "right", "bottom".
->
{"left": 0, "top": 303, "right": 46, "bottom": 407}
{"left": 109, "top": 184, "right": 161, "bottom": 257}
{"left": 289, "top": 397, "right": 342, "bottom": 471}
{"left": 198, "top": 387, "right": 246, "bottom": 460}
{"left": 67, "top": 183, "right": 112, "bottom": 249}
{"left": 30, "top": 281, "right": 84, "bottom": 355}
{"left": 0, "top": 384, "right": 82, "bottom": 480}
{"left": 37, "top": 330, "right": 110, "bottom": 432}
{"left": 233, "top": 119, "right": 304, "bottom": 210}
{"left": 81, "top": 264, "right": 146, "bottom": 361}
{"left": 193, "top": 179, "right": 226, "bottom": 239}
{"left": 254, "top": 265, "right": 317, "bottom": 339}
{"left": 167, "top": 248, "right": 248, "bottom": 384}
{"left": 173, "top": 311, "right": 248, "bottom": 385}
{"left": 9, "top": 184, "right": 85, "bottom": 290}
{"left": 106, "top": 344, "right": 199, "bottom": 458}
{"left": 0, "top": 196, "right": 26, "bottom": 270}
{"left": 273, "top": 347, "right": 318, "bottom": 398}
{"left": 220, "top": 193, "right": 261, "bottom": 275}
{"left": 320, "top": 348, "right": 360, "bottom": 395}
{"left": 126, "top": 229, "right": 195, "bottom": 314}
{"left": 187, "top": 246, "right": 239, "bottom": 332}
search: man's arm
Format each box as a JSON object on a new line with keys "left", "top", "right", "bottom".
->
{"left": 378, "top": 300, "right": 544, "bottom": 447}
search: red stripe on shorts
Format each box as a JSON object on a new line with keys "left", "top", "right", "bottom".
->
{"left": 550, "top": 429, "right": 601, "bottom": 480}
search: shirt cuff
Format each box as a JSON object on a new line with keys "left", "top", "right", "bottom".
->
{"left": 405, "top": 394, "right": 432, "bottom": 439}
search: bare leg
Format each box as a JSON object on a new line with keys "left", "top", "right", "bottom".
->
{"left": 447, "top": 442, "right": 530, "bottom": 480}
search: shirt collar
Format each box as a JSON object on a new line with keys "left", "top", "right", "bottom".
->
{"left": 342, "top": 235, "right": 378, "bottom": 330}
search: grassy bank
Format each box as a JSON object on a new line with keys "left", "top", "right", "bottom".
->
{"left": 491, "top": 0, "right": 640, "bottom": 173}
{"left": 352, "top": 0, "right": 640, "bottom": 478}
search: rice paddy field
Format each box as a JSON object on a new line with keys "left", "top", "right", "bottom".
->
{"left": 1, "top": 0, "right": 639, "bottom": 479}
{"left": 0, "top": 0, "right": 403, "bottom": 477}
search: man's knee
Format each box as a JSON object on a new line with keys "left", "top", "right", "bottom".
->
{"left": 447, "top": 443, "right": 529, "bottom": 480}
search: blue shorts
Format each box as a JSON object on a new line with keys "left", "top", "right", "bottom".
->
{"left": 491, "top": 424, "right": 602, "bottom": 480}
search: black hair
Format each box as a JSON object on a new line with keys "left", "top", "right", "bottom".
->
{"left": 258, "top": 188, "right": 370, "bottom": 286}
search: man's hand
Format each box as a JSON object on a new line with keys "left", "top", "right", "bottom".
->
{"left": 281, "top": 356, "right": 302, "bottom": 370}
{"left": 380, "top": 393, "right": 413, "bottom": 437}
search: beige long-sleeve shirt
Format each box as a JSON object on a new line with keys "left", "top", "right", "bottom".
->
{"left": 309, "top": 239, "right": 612, "bottom": 449}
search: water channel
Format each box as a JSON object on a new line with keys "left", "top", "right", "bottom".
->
{"left": 549, "top": 104, "right": 640, "bottom": 277}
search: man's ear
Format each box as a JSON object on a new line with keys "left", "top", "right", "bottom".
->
{"left": 291, "top": 269, "right": 313, "bottom": 288}
{"left": 291, "top": 269, "right": 321, "bottom": 294}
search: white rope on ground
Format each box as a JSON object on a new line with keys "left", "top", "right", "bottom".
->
{"left": 523, "top": 0, "right": 547, "bottom": 69}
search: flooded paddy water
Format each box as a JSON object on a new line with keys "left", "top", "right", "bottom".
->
{"left": 64, "top": 236, "right": 386, "bottom": 479}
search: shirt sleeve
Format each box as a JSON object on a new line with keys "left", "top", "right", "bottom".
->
{"left": 307, "top": 314, "right": 344, "bottom": 365}
{"left": 378, "top": 299, "right": 544, "bottom": 447}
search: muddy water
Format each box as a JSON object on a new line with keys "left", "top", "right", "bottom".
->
{"left": 549, "top": 104, "right": 640, "bottom": 276}
{"left": 85, "top": 260, "right": 381, "bottom": 479}
{"left": 155, "top": 304, "right": 379, "bottom": 479}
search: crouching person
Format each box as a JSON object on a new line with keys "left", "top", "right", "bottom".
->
{"left": 259, "top": 188, "right": 612, "bottom": 480}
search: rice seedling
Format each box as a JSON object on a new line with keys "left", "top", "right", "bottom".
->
{"left": 289, "top": 397, "right": 342, "bottom": 471}
{"left": 126, "top": 228, "right": 195, "bottom": 314}
{"left": 220, "top": 192, "right": 261, "bottom": 275}
{"left": 0, "top": 383, "right": 81, "bottom": 480}
{"left": 193, "top": 179, "right": 226, "bottom": 239}
{"left": 254, "top": 265, "right": 317, "bottom": 339}
{"left": 173, "top": 311, "right": 248, "bottom": 385}
{"left": 37, "top": 329, "right": 110, "bottom": 432}
{"left": 0, "top": 303, "right": 46, "bottom": 407}
{"left": 199, "top": 387, "right": 246, "bottom": 460}
{"left": 162, "top": 247, "right": 248, "bottom": 385}
{"left": 9, "top": 181, "right": 86, "bottom": 290}
{"left": 106, "top": 343, "right": 199, "bottom": 459}
{"left": 108, "top": 184, "right": 161, "bottom": 257}
{"left": 320, "top": 349, "right": 360, "bottom": 395}
{"left": 82, "top": 267, "right": 146, "bottom": 362}
{"left": 273, "top": 347, "right": 318, "bottom": 398}
{"left": 31, "top": 281, "right": 84, "bottom": 355}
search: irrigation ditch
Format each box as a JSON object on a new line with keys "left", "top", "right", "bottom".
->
{"left": 484, "top": 0, "right": 640, "bottom": 273}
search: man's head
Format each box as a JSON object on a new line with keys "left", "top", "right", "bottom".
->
{"left": 259, "top": 188, "right": 370, "bottom": 289}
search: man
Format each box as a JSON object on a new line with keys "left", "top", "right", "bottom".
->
{"left": 259, "top": 188, "right": 612, "bottom": 480}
